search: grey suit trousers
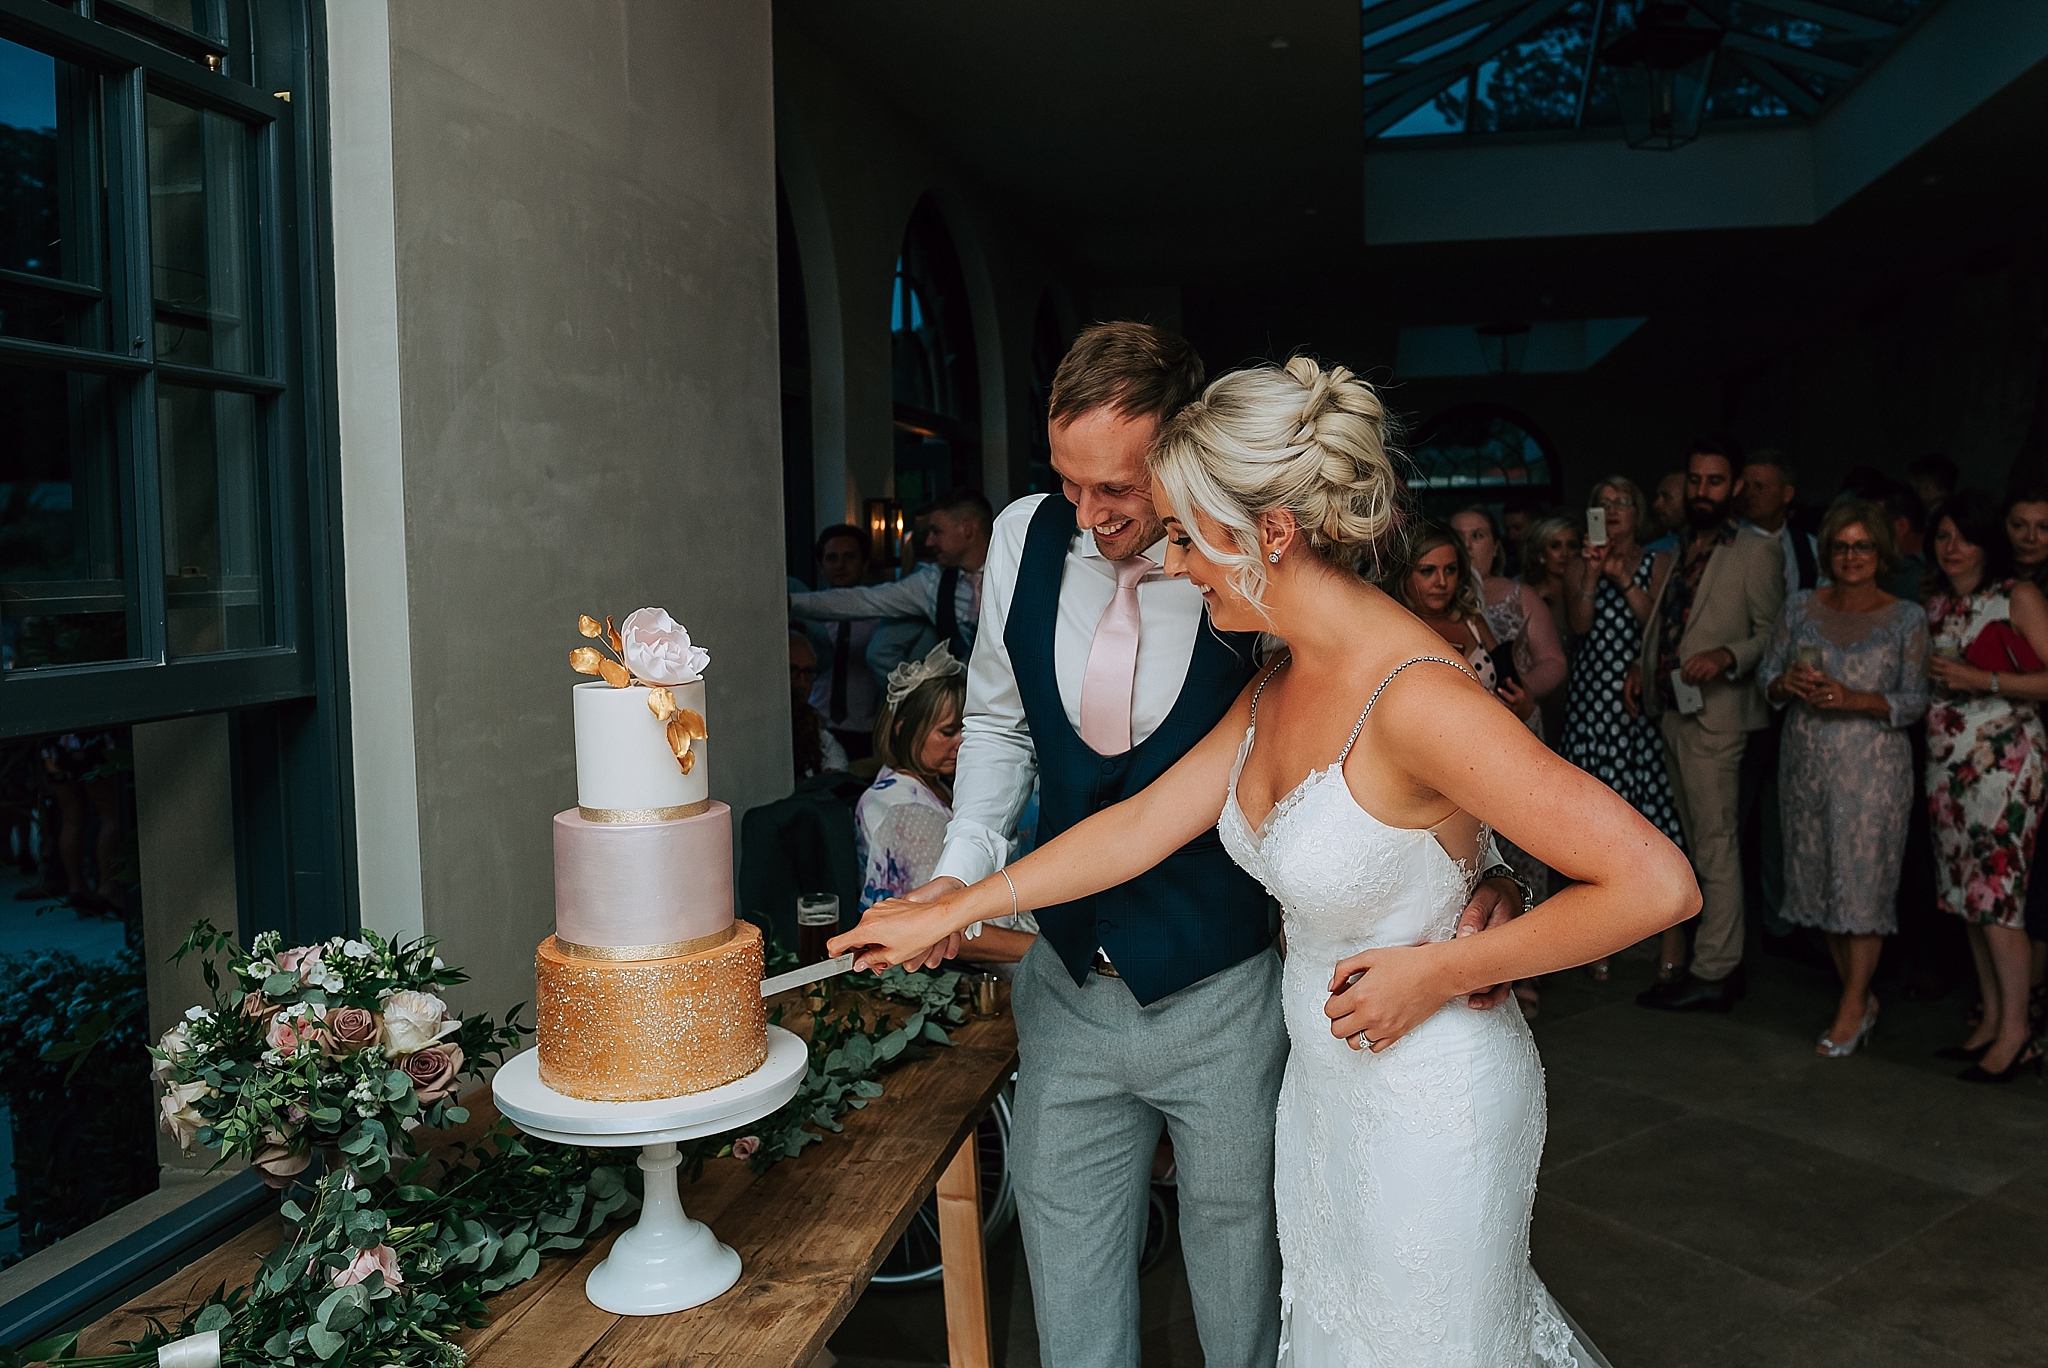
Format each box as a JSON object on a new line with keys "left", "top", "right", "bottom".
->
{"left": 1010, "top": 937, "right": 1287, "bottom": 1368}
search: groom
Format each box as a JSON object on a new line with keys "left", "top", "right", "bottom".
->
{"left": 908, "top": 322, "right": 1524, "bottom": 1368}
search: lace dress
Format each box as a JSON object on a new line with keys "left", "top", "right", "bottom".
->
{"left": 1218, "top": 657, "right": 1600, "bottom": 1368}
{"left": 1757, "top": 593, "right": 1929, "bottom": 935}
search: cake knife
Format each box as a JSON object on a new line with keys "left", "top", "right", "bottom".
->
{"left": 759, "top": 953, "right": 856, "bottom": 998}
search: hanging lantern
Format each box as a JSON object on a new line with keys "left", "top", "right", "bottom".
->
{"left": 1475, "top": 322, "right": 1533, "bottom": 374}
{"left": 1598, "top": 2, "right": 1721, "bottom": 151}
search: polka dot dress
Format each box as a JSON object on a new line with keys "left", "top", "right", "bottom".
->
{"left": 1562, "top": 556, "right": 1685, "bottom": 849}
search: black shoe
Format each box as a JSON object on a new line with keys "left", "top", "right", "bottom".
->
{"left": 1957, "top": 1041, "right": 2043, "bottom": 1084}
{"left": 1637, "top": 968, "right": 1745, "bottom": 1013}
{"left": 1935, "top": 1042, "right": 1991, "bottom": 1063}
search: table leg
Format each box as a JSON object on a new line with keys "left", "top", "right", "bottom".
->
{"left": 936, "top": 1124, "right": 992, "bottom": 1368}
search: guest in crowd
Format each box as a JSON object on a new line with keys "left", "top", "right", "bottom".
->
{"left": 2008, "top": 484, "right": 2048, "bottom": 1032}
{"left": 855, "top": 644, "right": 1035, "bottom": 965}
{"left": 789, "top": 631, "right": 849, "bottom": 779}
{"left": 1630, "top": 443, "right": 1786, "bottom": 1012}
{"left": 790, "top": 487, "right": 994, "bottom": 667}
{"left": 1759, "top": 500, "right": 1929, "bottom": 1057}
{"left": 1499, "top": 501, "right": 1531, "bottom": 577}
{"left": 1907, "top": 453, "right": 1959, "bottom": 522}
{"left": 1883, "top": 482, "right": 1931, "bottom": 603}
{"left": 1562, "top": 476, "right": 1689, "bottom": 981}
{"left": 1924, "top": 490, "right": 2048, "bottom": 1081}
{"left": 1451, "top": 505, "right": 1569, "bottom": 730}
{"left": 1741, "top": 450, "right": 1821, "bottom": 597}
{"left": 1647, "top": 471, "right": 1687, "bottom": 553}
{"left": 2004, "top": 483, "right": 2048, "bottom": 589}
{"left": 1521, "top": 513, "right": 1583, "bottom": 743}
{"left": 801, "top": 524, "right": 884, "bottom": 761}
{"left": 1386, "top": 525, "right": 1550, "bottom": 1006}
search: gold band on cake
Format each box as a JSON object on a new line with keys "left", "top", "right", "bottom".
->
{"left": 579, "top": 799, "right": 712, "bottom": 823}
{"left": 553, "top": 925, "right": 735, "bottom": 961}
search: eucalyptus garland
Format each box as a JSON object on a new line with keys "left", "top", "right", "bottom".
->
{"left": 8, "top": 928, "right": 970, "bottom": 1368}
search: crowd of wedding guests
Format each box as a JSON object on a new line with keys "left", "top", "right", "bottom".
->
{"left": 1477, "top": 443, "right": 2048, "bottom": 1084}
{"left": 784, "top": 442, "right": 2048, "bottom": 1082}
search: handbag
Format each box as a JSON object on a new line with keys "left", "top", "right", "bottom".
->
{"left": 1962, "top": 619, "right": 2044, "bottom": 674}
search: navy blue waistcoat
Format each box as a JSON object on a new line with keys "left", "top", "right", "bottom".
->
{"left": 1009, "top": 496, "right": 1273, "bottom": 1006}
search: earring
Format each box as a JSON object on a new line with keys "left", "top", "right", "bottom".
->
{"left": 1268, "top": 551, "right": 1281, "bottom": 563}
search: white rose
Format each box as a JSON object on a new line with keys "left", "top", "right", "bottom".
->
{"left": 619, "top": 607, "right": 710, "bottom": 685}
{"left": 160, "top": 1079, "right": 212, "bottom": 1152}
{"left": 381, "top": 990, "right": 458, "bottom": 1056}
{"left": 154, "top": 1022, "right": 193, "bottom": 1083}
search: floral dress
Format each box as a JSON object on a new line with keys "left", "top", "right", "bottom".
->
{"left": 1925, "top": 581, "right": 2047, "bottom": 927}
{"left": 1758, "top": 593, "right": 1929, "bottom": 935}
{"left": 1562, "top": 556, "right": 1686, "bottom": 849}
{"left": 854, "top": 768, "right": 953, "bottom": 911}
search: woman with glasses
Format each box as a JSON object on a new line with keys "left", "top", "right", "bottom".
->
{"left": 1923, "top": 491, "right": 2048, "bottom": 1081}
{"left": 1561, "top": 476, "right": 1689, "bottom": 981}
{"left": 1759, "top": 500, "right": 1929, "bottom": 1058}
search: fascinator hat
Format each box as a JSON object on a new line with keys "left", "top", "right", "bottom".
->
{"left": 884, "top": 642, "right": 967, "bottom": 711}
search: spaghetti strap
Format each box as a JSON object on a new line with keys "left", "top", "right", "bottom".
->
{"left": 1337, "top": 656, "right": 1476, "bottom": 764}
{"left": 1248, "top": 651, "right": 1291, "bottom": 729}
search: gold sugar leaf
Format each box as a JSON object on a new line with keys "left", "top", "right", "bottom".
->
{"left": 646, "top": 686, "right": 678, "bottom": 723}
{"left": 597, "top": 657, "right": 631, "bottom": 690}
{"left": 577, "top": 615, "right": 602, "bottom": 639}
{"left": 677, "top": 708, "right": 708, "bottom": 740}
{"left": 678, "top": 746, "right": 697, "bottom": 775}
{"left": 605, "top": 616, "right": 623, "bottom": 655}
{"left": 665, "top": 716, "right": 691, "bottom": 757}
{"left": 570, "top": 646, "right": 603, "bottom": 674}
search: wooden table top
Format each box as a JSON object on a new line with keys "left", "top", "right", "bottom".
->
{"left": 79, "top": 994, "right": 1019, "bottom": 1368}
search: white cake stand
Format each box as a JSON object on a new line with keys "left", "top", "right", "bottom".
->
{"left": 492, "top": 1026, "right": 808, "bottom": 1315}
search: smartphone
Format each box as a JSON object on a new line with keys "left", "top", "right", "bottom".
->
{"left": 1586, "top": 507, "right": 1608, "bottom": 547}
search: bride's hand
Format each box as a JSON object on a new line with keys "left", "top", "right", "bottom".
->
{"left": 827, "top": 895, "right": 962, "bottom": 972}
{"left": 1324, "top": 944, "right": 1456, "bottom": 1052}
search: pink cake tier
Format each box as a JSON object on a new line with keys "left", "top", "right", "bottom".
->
{"left": 551, "top": 801, "right": 735, "bottom": 957}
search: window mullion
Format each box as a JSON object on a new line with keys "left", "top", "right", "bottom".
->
{"left": 106, "top": 63, "right": 167, "bottom": 663}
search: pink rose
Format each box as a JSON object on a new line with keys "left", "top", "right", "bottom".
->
{"left": 265, "top": 1015, "right": 325, "bottom": 1055}
{"left": 320, "top": 1006, "right": 382, "bottom": 1057}
{"left": 332, "top": 1243, "right": 403, "bottom": 1288}
{"left": 620, "top": 607, "right": 710, "bottom": 685}
{"left": 253, "top": 1144, "right": 312, "bottom": 1189}
{"left": 240, "top": 991, "right": 282, "bottom": 1024}
{"left": 277, "top": 945, "right": 323, "bottom": 978}
{"left": 399, "top": 1044, "right": 464, "bottom": 1105}
{"left": 731, "top": 1135, "right": 760, "bottom": 1161}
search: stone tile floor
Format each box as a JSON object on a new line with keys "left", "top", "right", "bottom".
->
{"left": 828, "top": 936, "right": 2048, "bottom": 1367}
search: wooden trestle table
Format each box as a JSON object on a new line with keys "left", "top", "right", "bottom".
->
{"left": 77, "top": 989, "right": 1020, "bottom": 1368}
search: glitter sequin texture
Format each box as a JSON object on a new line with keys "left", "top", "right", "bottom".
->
{"left": 535, "top": 919, "right": 768, "bottom": 1101}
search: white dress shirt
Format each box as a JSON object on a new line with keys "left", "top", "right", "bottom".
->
{"left": 933, "top": 494, "right": 1202, "bottom": 889}
{"left": 790, "top": 561, "right": 983, "bottom": 647}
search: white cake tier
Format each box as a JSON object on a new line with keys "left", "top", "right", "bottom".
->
{"left": 572, "top": 678, "right": 709, "bottom": 814}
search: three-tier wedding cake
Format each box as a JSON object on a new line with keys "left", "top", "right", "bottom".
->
{"left": 534, "top": 609, "right": 768, "bottom": 1101}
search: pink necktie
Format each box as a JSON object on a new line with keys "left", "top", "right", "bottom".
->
{"left": 1079, "top": 555, "right": 1153, "bottom": 755}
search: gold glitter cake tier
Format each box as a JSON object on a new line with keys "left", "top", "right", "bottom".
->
{"left": 534, "top": 919, "right": 767, "bottom": 1102}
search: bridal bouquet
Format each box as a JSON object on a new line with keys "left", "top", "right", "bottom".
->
{"left": 152, "top": 923, "right": 524, "bottom": 1187}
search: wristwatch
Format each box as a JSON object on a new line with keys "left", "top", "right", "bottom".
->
{"left": 1479, "top": 863, "right": 1535, "bottom": 916}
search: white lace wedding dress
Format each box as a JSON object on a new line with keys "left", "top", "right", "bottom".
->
{"left": 1217, "top": 657, "right": 1606, "bottom": 1368}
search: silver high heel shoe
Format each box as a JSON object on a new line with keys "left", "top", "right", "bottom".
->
{"left": 1817, "top": 998, "right": 1879, "bottom": 1058}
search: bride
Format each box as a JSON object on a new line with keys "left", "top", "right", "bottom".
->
{"left": 831, "top": 358, "right": 1698, "bottom": 1366}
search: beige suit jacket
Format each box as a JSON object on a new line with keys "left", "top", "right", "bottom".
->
{"left": 1638, "top": 526, "right": 1787, "bottom": 733}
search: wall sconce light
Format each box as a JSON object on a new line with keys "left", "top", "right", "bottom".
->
{"left": 864, "top": 498, "right": 905, "bottom": 566}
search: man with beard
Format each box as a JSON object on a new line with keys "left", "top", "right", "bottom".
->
{"left": 1626, "top": 440, "right": 1786, "bottom": 1011}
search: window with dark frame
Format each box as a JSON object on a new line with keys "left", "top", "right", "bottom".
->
{"left": 889, "top": 195, "right": 980, "bottom": 515}
{"left": 0, "top": 0, "right": 348, "bottom": 1341}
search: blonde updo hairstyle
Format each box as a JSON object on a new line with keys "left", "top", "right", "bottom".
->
{"left": 1148, "top": 357, "right": 1403, "bottom": 612}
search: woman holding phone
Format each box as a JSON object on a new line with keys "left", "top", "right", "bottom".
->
{"left": 1560, "top": 476, "right": 1689, "bottom": 981}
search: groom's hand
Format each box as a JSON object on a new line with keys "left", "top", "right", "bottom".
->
{"left": 1457, "top": 877, "right": 1519, "bottom": 1010}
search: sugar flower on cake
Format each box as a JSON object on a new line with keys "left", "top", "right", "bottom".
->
{"left": 620, "top": 606, "right": 711, "bottom": 683}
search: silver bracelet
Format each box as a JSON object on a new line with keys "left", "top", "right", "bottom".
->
{"left": 999, "top": 867, "right": 1018, "bottom": 920}
{"left": 1992, "top": 672, "right": 2001, "bottom": 695}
